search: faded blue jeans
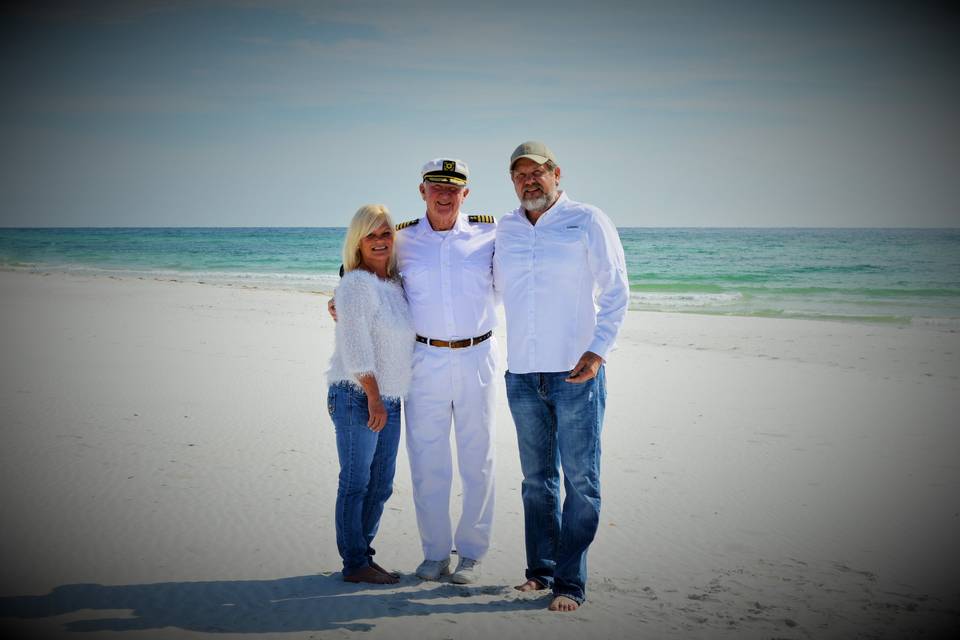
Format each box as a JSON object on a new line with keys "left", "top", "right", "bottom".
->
{"left": 504, "top": 367, "right": 606, "bottom": 605}
{"left": 327, "top": 382, "right": 401, "bottom": 576}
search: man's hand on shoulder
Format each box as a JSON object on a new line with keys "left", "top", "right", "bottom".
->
{"left": 565, "top": 351, "right": 603, "bottom": 383}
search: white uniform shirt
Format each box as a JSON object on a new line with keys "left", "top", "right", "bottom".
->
{"left": 494, "top": 191, "right": 629, "bottom": 374}
{"left": 396, "top": 213, "right": 497, "bottom": 340}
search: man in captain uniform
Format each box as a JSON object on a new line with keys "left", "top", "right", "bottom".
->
{"left": 395, "top": 158, "right": 498, "bottom": 584}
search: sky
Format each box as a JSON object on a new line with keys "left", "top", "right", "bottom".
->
{"left": 1, "top": 0, "right": 958, "bottom": 228}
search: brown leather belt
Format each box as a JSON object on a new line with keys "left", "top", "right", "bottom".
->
{"left": 416, "top": 331, "right": 492, "bottom": 349}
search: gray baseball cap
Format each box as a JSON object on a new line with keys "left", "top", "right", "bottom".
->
{"left": 510, "top": 141, "right": 557, "bottom": 169}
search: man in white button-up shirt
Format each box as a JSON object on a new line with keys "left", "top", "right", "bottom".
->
{"left": 395, "top": 159, "right": 498, "bottom": 585}
{"left": 493, "top": 141, "right": 629, "bottom": 612}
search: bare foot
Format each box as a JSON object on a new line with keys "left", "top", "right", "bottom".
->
{"left": 343, "top": 565, "right": 399, "bottom": 584}
{"left": 369, "top": 561, "right": 400, "bottom": 578}
{"left": 514, "top": 579, "right": 547, "bottom": 592}
{"left": 548, "top": 595, "right": 579, "bottom": 612}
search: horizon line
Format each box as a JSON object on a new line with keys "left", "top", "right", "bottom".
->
{"left": 3, "top": 225, "right": 959, "bottom": 231}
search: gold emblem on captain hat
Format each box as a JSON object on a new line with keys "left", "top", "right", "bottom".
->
{"left": 443, "top": 160, "right": 455, "bottom": 171}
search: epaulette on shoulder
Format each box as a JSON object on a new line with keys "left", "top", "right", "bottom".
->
{"left": 468, "top": 214, "right": 496, "bottom": 224}
{"left": 395, "top": 218, "right": 419, "bottom": 231}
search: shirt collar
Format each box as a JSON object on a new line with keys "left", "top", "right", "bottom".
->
{"left": 421, "top": 212, "right": 466, "bottom": 235}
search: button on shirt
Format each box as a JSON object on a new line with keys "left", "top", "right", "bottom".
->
{"left": 493, "top": 192, "right": 629, "bottom": 374}
{"left": 396, "top": 214, "right": 497, "bottom": 339}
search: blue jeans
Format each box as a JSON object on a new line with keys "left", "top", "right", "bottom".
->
{"left": 504, "top": 367, "right": 606, "bottom": 605}
{"left": 327, "top": 382, "right": 401, "bottom": 576}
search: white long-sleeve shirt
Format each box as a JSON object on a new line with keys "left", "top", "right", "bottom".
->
{"left": 493, "top": 191, "right": 629, "bottom": 374}
{"left": 326, "top": 269, "right": 415, "bottom": 400}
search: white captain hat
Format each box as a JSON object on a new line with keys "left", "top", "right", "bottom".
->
{"left": 421, "top": 158, "right": 469, "bottom": 186}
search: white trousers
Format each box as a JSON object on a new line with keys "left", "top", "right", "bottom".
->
{"left": 404, "top": 336, "right": 497, "bottom": 561}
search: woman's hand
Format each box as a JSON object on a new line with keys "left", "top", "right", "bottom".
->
{"left": 356, "top": 373, "right": 387, "bottom": 432}
{"left": 367, "top": 396, "right": 387, "bottom": 432}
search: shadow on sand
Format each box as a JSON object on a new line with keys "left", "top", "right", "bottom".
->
{"left": 0, "top": 573, "right": 541, "bottom": 634}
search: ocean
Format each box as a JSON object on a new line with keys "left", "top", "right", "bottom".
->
{"left": 2, "top": 227, "right": 959, "bottom": 326}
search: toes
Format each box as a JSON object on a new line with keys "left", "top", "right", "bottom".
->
{"left": 514, "top": 579, "right": 545, "bottom": 592}
{"left": 548, "top": 596, "right": 579, "bottom": 612}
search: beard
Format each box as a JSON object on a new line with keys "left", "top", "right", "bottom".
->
{"left": 520, "top": 189, "right": 555, "bottom": 214}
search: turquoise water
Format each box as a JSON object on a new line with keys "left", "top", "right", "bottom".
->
{"left": 2, "top": 227, "right": 959, "bottom": 325}
{"left": 621, "top": 228, "right": 960, "bottom": 325}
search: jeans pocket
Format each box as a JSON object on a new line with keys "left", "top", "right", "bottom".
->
{"left": 327, "top": 387, "right": 336, "bottom": 418}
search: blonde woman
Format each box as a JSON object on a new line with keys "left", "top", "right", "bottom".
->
{"left": 326, "top": 204, "right": 414, "bottom": 584}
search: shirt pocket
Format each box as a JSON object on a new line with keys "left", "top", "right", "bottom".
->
{"left": 400, "top": 263, "right": 434, "bottom": 307}
{"left": 538, "top": 226, "right": 587, "bottom": 275}
{"left": 460, "top": 244, "right": 494, "bottom": 296}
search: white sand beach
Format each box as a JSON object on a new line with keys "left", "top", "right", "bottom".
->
{"left": 1, "top": 269, "right": 958, "bottom": 639}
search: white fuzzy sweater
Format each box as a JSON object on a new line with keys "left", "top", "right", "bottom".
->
{"left": 326, "top": 269, "right": 415, "bottom": 401}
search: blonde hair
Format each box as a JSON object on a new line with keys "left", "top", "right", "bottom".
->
{"left": 342, "top": 204, "right": 398, "bottom": 277}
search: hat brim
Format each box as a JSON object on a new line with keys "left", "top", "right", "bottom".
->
{"left": 510, "top": 153, "right": 550, "bottom": 168}
{"left": 423, "top": 175, "right": 467, "bottom": 186}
